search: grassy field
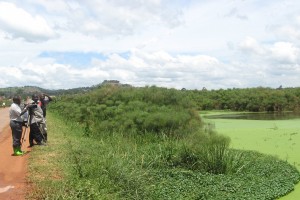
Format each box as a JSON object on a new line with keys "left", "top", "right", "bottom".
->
{"left": 26, "top": 111, "right": 300, "bottom": 199}
{"left": 201, "top": 111, "right": 300, "bottom": 200}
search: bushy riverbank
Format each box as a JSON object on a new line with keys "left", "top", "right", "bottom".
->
{"left": 27, "top": 86, "right": 300, "bottom": 199}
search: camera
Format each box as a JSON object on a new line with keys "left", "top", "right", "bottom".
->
{"left": 26, "top": 103, "right": 38, "bottom": 116}
{"left": 26, "top": 103, "right": 38, "bottom": 109}
{"left": 29, "top": 104, "right": 38, "bottom": 109}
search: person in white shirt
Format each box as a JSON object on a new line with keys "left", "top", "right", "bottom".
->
{"left": 9, "top": 96, "right": 26, "bottom": 156}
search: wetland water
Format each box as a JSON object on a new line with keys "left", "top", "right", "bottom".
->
{"left": 202, "top": 111, "right": 300, "bottom": 200}
{"left": 204, "top": 112, "right": 300, "bottom": 120}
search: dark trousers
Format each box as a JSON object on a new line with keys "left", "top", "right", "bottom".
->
{"left": 40, "top": 123, "right": 47, "bottom": 142}
{"left": 29, "top": 122, "right": 44, "bottom": 145}
{"left": 10, "top": 120, "right": 23, "bottom": 148}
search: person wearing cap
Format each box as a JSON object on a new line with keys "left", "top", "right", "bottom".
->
{"left": 9, "top": 96, "right": 26, "bottom": 156}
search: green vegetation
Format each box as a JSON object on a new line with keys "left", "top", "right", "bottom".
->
{"left": 0, "top": 86, "right": 47, "bottom": 99}
{"left": 202, "top": 111, "right": 300, "bottom": 199}
{"left": 191, "top": 87, "right": 300, "bottom": 112}
{"left": 51, "top": 85, "right": 200, "bottom": 137}
{"left": 2, "top": 83, "right": 300, "bottom": 112}
{"left": 196, "top": 87, "right": 300, "bottom": 112}
{"left": 27, "top": 85, "right": 300, "bottom": 199}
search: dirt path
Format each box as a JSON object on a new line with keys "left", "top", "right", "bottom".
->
{"left": 0, "top": 107, "right": 30, "bottom": 200}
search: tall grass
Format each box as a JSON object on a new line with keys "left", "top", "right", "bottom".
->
{"left": 27, "top": 86, "right": 300, "bottom": 199}
{"left": 49, "top": 85, "right": 244, "bottom": 175}
{"left": 27, "top": 112, "right": 300, "bottom": 199}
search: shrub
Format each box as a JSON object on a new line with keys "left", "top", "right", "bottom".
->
{"left": 50, "top": 85, "right": 202, "bottom": 137}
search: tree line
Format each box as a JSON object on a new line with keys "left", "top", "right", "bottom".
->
{"left": 2, "top": 82, "right": 300, "bottom": 112}
{"left": 188, "top": 87, "right": 300, "bottom": 112}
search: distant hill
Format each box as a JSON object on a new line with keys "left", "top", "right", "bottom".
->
{"left": 0, "top": 85, "right": 96, "bottom": 98}
{"left": 0, "top": 80, "right": 132, "bottom": 99}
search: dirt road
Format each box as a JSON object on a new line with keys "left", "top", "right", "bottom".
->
{"left": 0, "top": 107, "right": 30, "bottom": 200}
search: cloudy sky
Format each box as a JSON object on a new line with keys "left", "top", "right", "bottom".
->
{"left": 0, "top": 0, "right": 300, "bottom": 90}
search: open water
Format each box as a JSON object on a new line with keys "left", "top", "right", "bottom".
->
{"left": 204, "top": 112, "right": 300, "bottom": 120}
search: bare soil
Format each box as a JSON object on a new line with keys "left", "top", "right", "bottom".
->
{"left": 0, "top": 107, "right": 31, "bottom": 200}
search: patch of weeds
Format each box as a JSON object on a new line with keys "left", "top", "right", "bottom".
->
{"left": 28, "top": 113, "right": 300, "bottom": 200}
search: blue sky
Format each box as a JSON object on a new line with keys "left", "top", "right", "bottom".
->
{"left": 0, "top": 0, "right": 300, "bottom": 89}
{"left": 39, "top": 51, "right": 109, "bottom": 67}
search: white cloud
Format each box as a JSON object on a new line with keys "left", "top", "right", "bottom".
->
{"left": 1, "top": 1, "right": 300, "bottom": 90}
{"left": 269, "top": 42, "right": 300, "bottom": 64}
{"left": 239, "top": 37, "right": 265, "bottom": 55}
{"left": 25, "top": 0, "right": 183, "bottom": 38}
{"left": 276, "top": 25, "right": 300, "bottom": 40}
{"left": 0, "top": 2, "right": 56, "bottom": 42}
{"left": 28, "top": 0, "right": 70, "bottom": 13}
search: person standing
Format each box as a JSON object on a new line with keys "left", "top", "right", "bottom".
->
{"left": 9, "top": 96, "right": 25, "bottom": 156}
{"left": 38, "top": 93, "right": 52, "bottom": 142}
{"left": 27, "top": 94, "right": 46, "bottom": 147}
{"left": 39, "top": 93, "right": 52, "bottom": 118}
